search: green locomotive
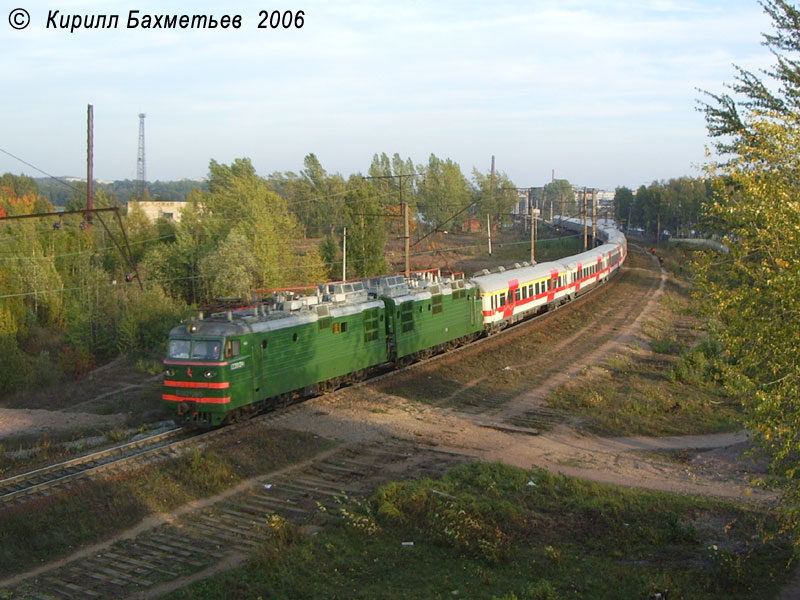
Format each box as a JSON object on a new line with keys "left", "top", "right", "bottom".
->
{"left": 163, "top": 273, "right": 483, "bottom": 426}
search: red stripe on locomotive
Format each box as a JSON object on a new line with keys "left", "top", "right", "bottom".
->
{"left": 162, "top": 394, "right": 231, "bottom": 404}
{"left": 164, "top": 380, "right": 230, "bottom": 389}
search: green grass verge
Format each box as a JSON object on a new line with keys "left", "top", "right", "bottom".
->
{"left": 162, "top": 462, "right": 793, "bottom": 600}
{"left": 0, "top": 427, "right": 336, "bottom": 577}
{"left": 547, "top": 251, "right": 742, "bottom": 437}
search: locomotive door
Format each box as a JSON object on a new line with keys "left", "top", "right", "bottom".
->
{"left": 253, "top": 339, "right": 263, "bottom": 399}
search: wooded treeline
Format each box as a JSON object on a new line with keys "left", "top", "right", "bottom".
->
{"left": 613, "top": 178, "right": 710, "bottom": 239}
{"left": 0, "top": 152, "right": 520, "bottom": 394}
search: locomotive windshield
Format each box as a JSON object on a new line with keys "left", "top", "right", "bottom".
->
{"left": 167, "top": 339, "right": 222, "bottom": 361}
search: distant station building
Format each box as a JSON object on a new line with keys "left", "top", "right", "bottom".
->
{"left": 130, "top": 200, "right": 190, "bottom": 223}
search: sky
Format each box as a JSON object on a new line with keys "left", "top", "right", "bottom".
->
{"left": 0, "top": 0, "right": 774, "bottom": 191}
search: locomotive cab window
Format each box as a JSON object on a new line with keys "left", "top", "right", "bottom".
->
{"left": 191, "top": 340, "right": 221, "bottom": 361}
{"left": 168, "top": 340, "right": 191, "bottom": 359}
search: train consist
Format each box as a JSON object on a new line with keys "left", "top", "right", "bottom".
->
{"left": 163, "top": 218, "right": 627, "bottom": 426}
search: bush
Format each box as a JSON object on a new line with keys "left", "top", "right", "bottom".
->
{"left": 117, "top": 287, "right": 192, "bottom": 358}
{"left": 669, "top": 338, "right": 725, "bottom": 385}
{"left": 33, "top": 350, "right": 60, "bottom": 388}
{"left": 57, "top": 344, "right": 96, "bottom": 380}
{"left": 0, "top": 335, "right": 33, "bottom": 394}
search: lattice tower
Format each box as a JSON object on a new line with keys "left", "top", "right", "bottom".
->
{"left": 136, "top": 113, "right": 146, "bottom": 198}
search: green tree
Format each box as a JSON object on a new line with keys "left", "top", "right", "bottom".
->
{"left": 471, "top": 168, "right": 518, "bottom": 224}
{"left": 417, "top": 154, "right": 472, "bottom": 232}
{"left": 697, "top": 0, "right": 800, "bottom": 543}
{"left": 141, "top": 196, "right": 209, "bottom": 304}
{"left": 0, "top": 173, "right": 39, "bottom": 199}
{"left": 203, "top": 158, "right": 327, "bottom": 292}
{"left": 543, "top": 179, "right": 574, "bottom": 220}
{"left": 342, "top": 175, "right": 388, "bottom": 277}
{"left": 199, "top": 230, "right": 259, "bottom": 299}
{"left": 700, "top": 0, "right": 800, "bottom": 153}
{"left": 613, "top": 186, "right": 634, "bottom": 230}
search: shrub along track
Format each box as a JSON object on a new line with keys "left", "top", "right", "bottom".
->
{"left": 0, "top": 246, "right": 774, "bottom": 599}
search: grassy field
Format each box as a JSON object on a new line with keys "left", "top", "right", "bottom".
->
{"left": 547, "top": 245, "right": 742, "bottom": 437}
{"left": 161, "top": 461, "right": 793, "bottom": 600}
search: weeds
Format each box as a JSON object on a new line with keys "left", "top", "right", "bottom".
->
{"left": 163, "top": 462, "right": 793, "bottom": 600}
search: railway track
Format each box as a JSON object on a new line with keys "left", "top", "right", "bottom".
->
{"left": 0, "top": 427, "right": 199, "bottom": 506}
{"left": 0, "top": 404, "right": 309, "bottom": 508}
{"left": 2, "top": 438, "right": 464, "bottom": 599}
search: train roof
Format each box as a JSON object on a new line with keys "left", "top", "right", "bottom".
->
{"left": 553, "top": 216, "right": 624, "bottom": 245}
{"left": 168, "top": 284, "right": 385, "bottom": 339}
{"left": 168, "top": 273, "right": 474, "bottom": 339}
{"left": 470, "top": 261, "right": 564, "bottom": 294}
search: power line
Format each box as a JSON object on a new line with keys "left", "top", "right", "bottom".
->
{"left": 0, "top": 147, "right": 82, "bottom": 192}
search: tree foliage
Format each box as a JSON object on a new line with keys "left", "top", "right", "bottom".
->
{"left": 697, "top": 0, "right": 800, "bottom": 543}
{"left": 543, "top": 179, "right": 576, "bottom": 219}
{"left": 416, "top": 154, "right": 472, "bottom": 233}
{"left": 699, "top": 0, "right": 800, "bottom": 153}
{"left": 471, "top": 168, "right": 518, "bottom": 224}
{"left": 614, "top": 178, "right": 708, "bottom": 238}
{"left": 341, "top": 174, "right": 388, "bottom": 278}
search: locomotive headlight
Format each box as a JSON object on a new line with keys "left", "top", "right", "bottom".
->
{"left": 204, "top": 370, "right": 216, "bottom": 378}
{"left": 165, "top": 369, "right": 175, "bottom": 377}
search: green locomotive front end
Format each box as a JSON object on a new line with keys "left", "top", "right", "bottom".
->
{"left": 163, "top": 282, "right": 389, "bottom": 426}
{"left": 163, "top": 320, "right": 256, "bottom": 427}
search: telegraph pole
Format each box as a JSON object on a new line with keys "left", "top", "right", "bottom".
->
{"left": 342, "top": 226, "right": 347, "bottom": 281}
{"left": 487, "top": 213, "right": 492, "bottom": 256}
{"left": 583, "top": 187, "right": 589, "bottom": 250}
{"left": 361, "top": 172, "right": 416, "bottom": 276}
{"left": 87, "top": 104, "right": 94, "bottom": 224}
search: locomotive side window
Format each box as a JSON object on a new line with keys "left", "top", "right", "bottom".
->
{"left": 225, "top": 339, "right": 241, "bottom": 358}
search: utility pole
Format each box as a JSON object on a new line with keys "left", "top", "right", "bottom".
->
{"left": 487, "top": 213, "right": 492, "bottom": 256}
{"left": 87, "top": 104, "right": 93, "bottom": 224}
{"left": 342, "top": 226, "right": 347, "bottom": 281}
{"left": 583, "top": 187, "right": 588, "bottom": 250}
{"left": 489, "top": 156, "right": 495, "bottom": 257}
{"left": 531, "top": 205, "right": 540, "bottom": 264}
{"left": 402, "top": 201, "right": 410, "bottom": 276}
{"left": 592, "top": 188, "right": 598, "bottom": 247}
{"left": 361, "top": 172, "right": 416, "bottom": 276}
